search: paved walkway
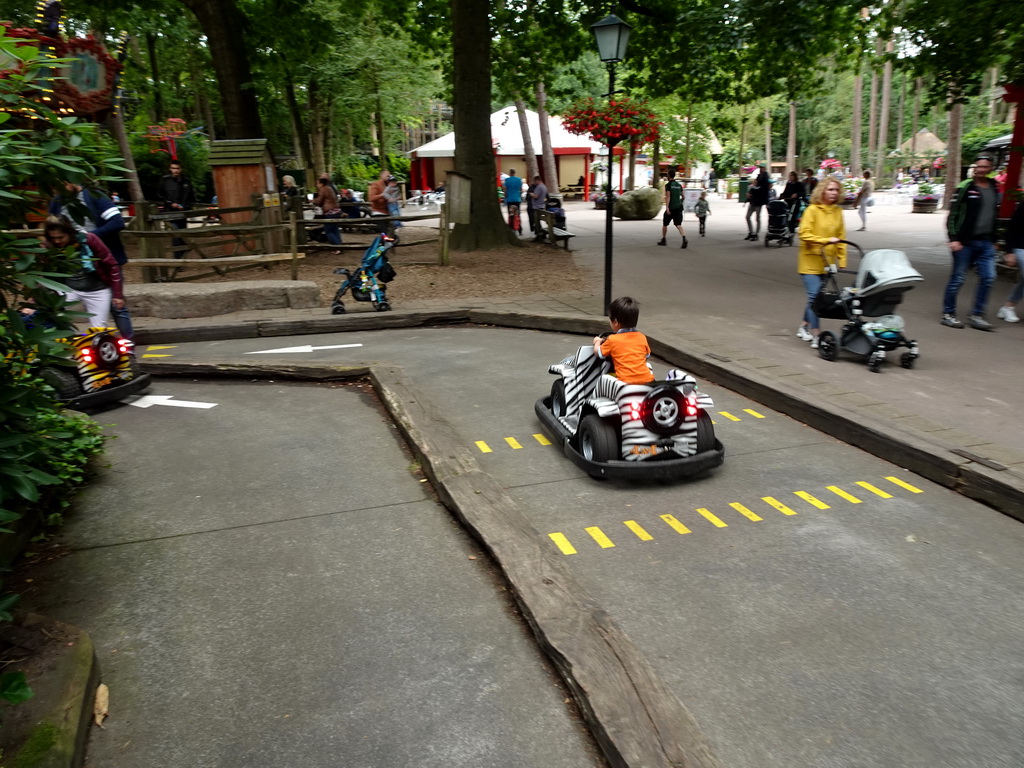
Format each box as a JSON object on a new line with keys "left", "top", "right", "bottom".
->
{"left": 132, "top": 193, "right": 1024, "bottom": 504}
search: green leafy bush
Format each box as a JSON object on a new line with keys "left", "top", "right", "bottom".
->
{"left": 1, "top": 29, "right": 121, "bottom": 540}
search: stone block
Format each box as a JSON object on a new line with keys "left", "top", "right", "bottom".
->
{"left": 613, "top": 187, "right": 661, "bottom": 220}
{"left": 127, "top": 281, "right": 320, "bottom": 318}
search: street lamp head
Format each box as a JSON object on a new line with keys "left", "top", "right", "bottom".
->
{"left": 590, "top": 14, "right": 631, "bottom": 63}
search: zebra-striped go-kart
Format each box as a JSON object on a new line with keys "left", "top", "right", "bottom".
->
{"left": 534, "top": 340, "right": 725, "bottom": 480}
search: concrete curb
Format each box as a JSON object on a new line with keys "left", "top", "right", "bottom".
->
{"left": 1, "top": 615, "right": 99, "bottom": 768}
{"left": 141, "top": 358, "right": 723, "bottom": 768}
{"left": 136, "top": 308, "right": 1024, "bottom": 520}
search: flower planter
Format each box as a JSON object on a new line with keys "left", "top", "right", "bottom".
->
{"left": 912, "top": 198, "right": 938, "bottom": 213}
{"left": 593, "top": 201, "right": 607, "bottom": 210}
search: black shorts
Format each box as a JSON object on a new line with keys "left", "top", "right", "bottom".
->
{"left": 663, "top": 208, "right": 683, "bottom": 226}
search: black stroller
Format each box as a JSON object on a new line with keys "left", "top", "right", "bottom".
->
{"left": 764, "top": 200, "right": 794, "bottom": 247}
{"left": 813, "top": 241, "right": 923, "bottom": 372}
{"left": 330, "top": 233, "right": 398, "bottom": 314}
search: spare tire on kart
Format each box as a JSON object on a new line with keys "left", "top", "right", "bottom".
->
{"left": 641, "top": 386, "right": 684, "bottom": 435}
{"left": 579, "top": 414, "right": 618, "bottom": 463}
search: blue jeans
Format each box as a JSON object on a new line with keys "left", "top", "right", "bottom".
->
{"left": 112, "top": 304, "right": 134, "bottom": 340}
{"left": 801, "top": 273, "right": 823, "bottom": 329}
{"left": 942, "top": 240, "right": 995, "bottom": 316}
{"left": 387, "top": 201, "right": 402, "bottom": 228}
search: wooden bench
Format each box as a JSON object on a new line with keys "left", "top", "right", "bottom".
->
{"left": 534, "top": 209, "right": 575, "bottom": 250}
{"left": 562, "top": 185, "right": 586, "bottom": 200}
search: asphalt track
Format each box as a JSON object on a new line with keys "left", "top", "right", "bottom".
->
{"left": 127, "top": 325, "right": 1024, "bottom": 768}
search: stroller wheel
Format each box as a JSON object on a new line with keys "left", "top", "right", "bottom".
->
{"left": 817, "top": 331, "right": 838, "bottom": 361}
{"left": 331, "top": 303, "right": 346, "bottom": 315}
{"left": 376, "top": 301, "right": 391, "bottom": 312}
{"left": 900, "top": 352, "right": 916, "bottom": 369}
{"left": 764, "top": 235, "right": 771, "bottom": 247}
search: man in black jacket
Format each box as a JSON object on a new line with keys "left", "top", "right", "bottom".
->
{"left": 942, "top": 156, "right": 998, "bottom": 330}
{"left": 156, "top": 160, "right": 195, "bottom": 258}
{"left": 744, "top": 165, "right": 771, "bottom": 241}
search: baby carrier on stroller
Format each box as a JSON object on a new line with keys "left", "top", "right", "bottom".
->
{"left": 813, "top": 241, "right": 923, "bottom": 372}
{"left": 330, "top": 233, "right": 397, "bottom": 314}
{"left": 764, "top": 200, "right": 794, "bottom": 247}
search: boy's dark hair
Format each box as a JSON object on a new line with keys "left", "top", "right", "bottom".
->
{"left": 608, "top": 296, "right": 640, "bottom": 327}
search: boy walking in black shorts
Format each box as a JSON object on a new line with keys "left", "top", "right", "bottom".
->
{"left": 657, "top": 170, "right": 688, "bottom": 249}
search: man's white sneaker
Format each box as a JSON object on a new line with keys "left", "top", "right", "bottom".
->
{"left": 997, "top": 305, "right": 1020, "bottom": 323}
{"left": 810, "top": 337, "right": 820, "bottom": 349}
{"left": 796, "top": 326, "right": 813, "bottom": 341}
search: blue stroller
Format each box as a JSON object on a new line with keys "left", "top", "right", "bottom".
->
{"left": 330, "top": 234, "right": 398, "bottom": 314}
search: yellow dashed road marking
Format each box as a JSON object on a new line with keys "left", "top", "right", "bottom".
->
{"left": 624, "top": 520, "right": 654, "bottom": 541}
{"left": 886, "top": 476, "right": 923, "bottom": 493}
{"left": 795, "top": 491, "right": 830, "bottom": 509}
{"left": 762, "top": 496, "right": 797, "bottom": 515}
{"left": 856, "top": 481, "right": 893, "bottom": 498}
{"left": 549, "top": 533, "right": 577, "bottom": 555}
{"left": 145, "top": 345, "right": 176, "bottom": 350}
{"left": 475, "top": 441, "right": 492, "bottom": 453}
{"left": 661, "top": 514, "right": 692, "bottom": 535}
{"left": 504, "top": 437, "right": 523, "bottom": 450}
{"left": 827, "top": 486, "right": 862, "bottom": 504}
{"left": 533, "top": 433, "right": 552, "bottom": 446}
{"left": 730, "top": 502, "right": 763, "bottom": 522}
{"left": 586, "top": 527, "right": 615, "bottom": 548}
{"left": 718, "top": 411, "right": 741, "bottom": 421}
{"left": 142, "top": 354, "right": 173, "bottom": 358}
{"left": 743, "top": 409, "right": 765, "bottom": 418}
{"left": 697, "top": 508, "right": 728, "bottom": 527}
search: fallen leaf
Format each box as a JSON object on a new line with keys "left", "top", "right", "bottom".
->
{"left": 94, "top": 683, "right": 109, "bottom": 728}
{"left": 905, "top": 535, "right": 917, "bottom": 542}
{"left": 468, "top": 556, "right": 477, "bottom": 560}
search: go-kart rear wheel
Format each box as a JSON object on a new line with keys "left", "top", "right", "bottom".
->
{"left": 579, "top": 414, "right": 618, "bottom": 463}
{"left": 695, "top": 411, "right": 715, "bottom": 453}
{"left": 817, "top": 331, "right": 838, "bottom": 361}
{"left": 550, "top": 380, "right": 567, "bottom": 418}
{"left": 331, "top": 303, "right": 346, "bottom": 315}
{"left": 41, "top": 365, "right": 83, "bottom": 401}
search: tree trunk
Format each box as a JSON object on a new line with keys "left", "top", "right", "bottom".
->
{"left": 944, "top": 98, "right": 963, "bottom": 210}
{"left": 376, "top": 93, "right": 388, "bottom": 172}
{"left": 911, "top": 77, "right": 922, "bottom": 154}
{"left": 282, "top": 64, "right": 313, "bottom": 185}
{"left": 145, "top": 32, "right": 163, "bottom": 123}
{"left": 308, "top": 81, "right": 326, "bottom": 175}
{"left": 449, "top": 0, "right": 517, "bottom": 250}
{"left": 896, "top": 70, "right": 906, "bottom": 150}
{"left": 851, "top": 73, "right": 863, "bottom": 175}
{"left": 627, "top": 144, "right": 636, "bottom": 189}
{"left": 738, "top": 106, "right": 747, "bottom": 174}
{"left": 868, "top": 40, "right": 881, "bottom": 158}
{"left": 683, "top": 102, "right": 693, "bottom": 176}
{"left": 178, "top": 0, "right": 263, "bottom": 139}
{"left": 651, "top": 136, "right": 660, "bottom": 187}
{"left": 763, "top": 106, "right": 771, "bottom": 171}
{"left": 514, "top": 97, "right": 540, "bottom": 181}
{"left": 106, "top": 110, "right": 144, "bottom": 203}
{"left": 875, "top": 39, "right": 893, "bottom": 180}
{"left": 535, "top": 81, "right": 559, "bottom": 193}
{"left": 988, "top": 66, "right": 1000, "bottom": 126}
{"left": 787, "top": 100, "right": 797, "bottom": 176}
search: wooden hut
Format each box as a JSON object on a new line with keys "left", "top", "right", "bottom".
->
{"left": 209, "top": 138, "right": 283, "bottom": 250}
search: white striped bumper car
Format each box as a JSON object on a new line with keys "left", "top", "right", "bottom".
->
{"left": 534, "top": 343, "right": 724, "bottom": 480}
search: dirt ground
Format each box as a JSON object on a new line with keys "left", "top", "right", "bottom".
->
{"left": 120, "top": 225, "right": 596, "bottom": 305}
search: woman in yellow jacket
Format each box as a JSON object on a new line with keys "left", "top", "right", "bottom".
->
{"left": 797, "top": 176, "right": 848, "bottom": 348}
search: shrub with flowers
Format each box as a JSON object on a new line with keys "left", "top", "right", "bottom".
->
{"left": 562, "top": 97, "right": 661, "bottom": 147}
{"left": 820, "top": 158, "right": 843, "bottom": 171}
{"left": 914, "top": 182, "right": 937, "bottom": 200}
{"left": 841, "top": 177, "right": 860, "bottom": 204}
{"left": 932, "top": 156, "right": 945, "bottom": 171}
{"left": 740, "top": 164, "right": 758, "bottom": 176}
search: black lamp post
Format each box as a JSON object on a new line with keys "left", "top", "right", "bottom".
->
{"left": 590, "top": 14, "right": 631, "bottom": 315}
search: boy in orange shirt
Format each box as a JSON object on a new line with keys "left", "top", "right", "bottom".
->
{"left": 593, "top": 296, "right": 655, "bottom": 385}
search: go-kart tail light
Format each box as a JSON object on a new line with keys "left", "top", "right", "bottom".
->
{"left": 79, "top": 347, "right": 94, "bottom": 363}
{"left": 628, "top": 402, "right": 644, "bottom": 422}
{"left": 685, "top": 396, "right": 698, "bottom": 417}
{"left": 117, "top": 338, "right": 133, "bottom": 353}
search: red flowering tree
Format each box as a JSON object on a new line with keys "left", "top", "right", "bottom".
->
{"left": 561, "top": 97, "right": 661, "bottom": 148}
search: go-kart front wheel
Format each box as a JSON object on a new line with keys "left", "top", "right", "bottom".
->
{"left": 41, "top": 365, "right": 83, "bottom": 401}
{"left": 550, "top": 380, "right": 567, "bottom": 418}
{"left": 330, "top": 303, "right": 346, "bottom": 315}
{"left": 695, "top": 411, "right": 715, "bottom": 453}
{"left": 579, "top": 414, "right": 618, "bottom": 463}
